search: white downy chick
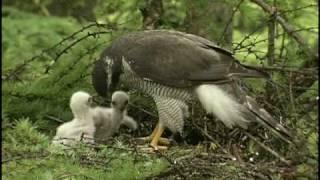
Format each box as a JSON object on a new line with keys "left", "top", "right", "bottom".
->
{"left": 52, "top": 91, "right": 96, "bottom": 145}
{"left": 92, "top": 91, "right": 137, "bottom": 141}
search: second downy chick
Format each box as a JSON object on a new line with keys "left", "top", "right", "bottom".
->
{"left": 92, "top": 91, "right": 137, "bottom": 142}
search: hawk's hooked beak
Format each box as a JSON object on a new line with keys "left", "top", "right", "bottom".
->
{"left": 92, "top": 60, "right": 109, "bottom": 97}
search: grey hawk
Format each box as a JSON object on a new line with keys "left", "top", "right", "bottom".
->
{"left": 91, "top": 30, "right": 292, "bottom": 150}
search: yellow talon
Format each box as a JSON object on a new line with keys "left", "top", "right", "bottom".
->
{"left": 136, "top": 123, "right": 170, "bottom": 151}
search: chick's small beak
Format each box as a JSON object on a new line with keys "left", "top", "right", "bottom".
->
{"left": 119, "top": 105, "right": 126, "bottom": 112}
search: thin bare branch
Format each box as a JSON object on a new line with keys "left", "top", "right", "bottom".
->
{"left": 280, "top": 4, "right": 317, "bottom": 14}
{"left": 243, "top": 131, "right": 290, "bottom": 165}
{"left": 219, "top": 0, "right": 244, "bottom": 44}
{"left": 251, "top": 65, "right": 318, "bottom": 75}
{"left": 44, "top": 31, "right": 110, "bottom": 73}
{"left": 250, "top": 0, "right": 317, "bottom": 60}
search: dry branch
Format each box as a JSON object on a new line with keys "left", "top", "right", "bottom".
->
{"left": 219, "top": 0, "right": 244, "bottom": 44}
{"left": 243, "top": 131, "right": 290, "bottom": 165}
{"left": 44, "top": 31, "right": 110, "bottom": 73}
{"left": 3, "top": 23, "right": 107, "bottom": 80}
{"left": 252, "top": 66, "right": 318, "bottom": 76}
{"left": 155, "top": 151, "right": 187, "bottom": 179}
{"left": 45, "top": 114, "right": 65, "bottom": 123}
{"left": 266, "top": 0, "right": 276, "bottom": 100}
{"left": 280, "top": 4, "right": 317, "bottom": 14}
{"left": 233, "top": 27, "right": 318, "bottom": 52}
{"left": 250, "top": 0, "right": 317, "bottom": 61}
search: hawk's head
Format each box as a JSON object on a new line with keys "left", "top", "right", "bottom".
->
{"left": 92, "top": 54, "right": 122, "bottom": 97}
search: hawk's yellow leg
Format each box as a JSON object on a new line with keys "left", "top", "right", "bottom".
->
{"left": 149, "top": 123, "right": 168, "bottom": 150}
{"left": 137, "top": 123, "right": 170, "bottom": 150}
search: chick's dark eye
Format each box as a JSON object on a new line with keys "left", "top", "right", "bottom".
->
{"left": 124, "top": 100, "right": 128, "bottom": 105}
{"left": 111, "top": 101, "right": 116, "bottom": 106}
{"left": 87, "top": 97, "right": 93, "bottom": 105}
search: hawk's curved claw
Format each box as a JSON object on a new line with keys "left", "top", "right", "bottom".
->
{"left": 136, "top": 136, "right": 170, "bottom": 145}
{"left": 150, "top": 142, "right": 168, "bottom": 151}
{"left": 137, "top": 144, "right": 168, "bottom": 152}
{"left": 135, "top": 123, "right": 170, "bottom": 151}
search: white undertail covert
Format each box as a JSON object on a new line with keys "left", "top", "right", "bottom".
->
{"left": 195, "top": 84, "right": 249, "bottom": 128}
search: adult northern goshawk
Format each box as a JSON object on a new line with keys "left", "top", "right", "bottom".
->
{"left": 92, "top": 30, "right": 292, "bottom": 150}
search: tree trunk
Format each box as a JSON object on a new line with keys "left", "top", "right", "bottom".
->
{"left": 184, "top": 1, "right": 234, "bottom": 49}
{"left": 140, "top": 0, "right": 164, "bottom": 30}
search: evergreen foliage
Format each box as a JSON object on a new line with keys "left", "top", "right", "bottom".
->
{"left": 2, "top": 119, "right": 168, "bottom": 179}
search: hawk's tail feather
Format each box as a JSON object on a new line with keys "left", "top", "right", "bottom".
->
{"left": 195, "top": 84, "right": 293, "bottom": 144}
{"left": 243, "top": 95, "right": 293, "bottom": 144}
